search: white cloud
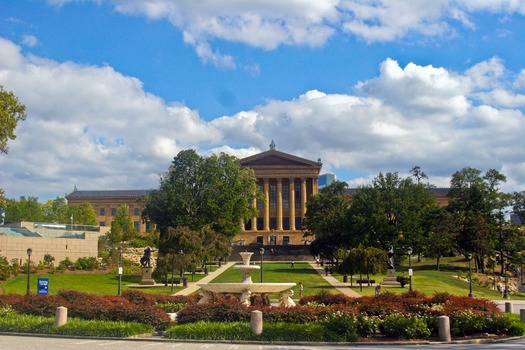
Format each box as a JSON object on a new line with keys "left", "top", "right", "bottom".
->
{"left": 2, "top": 35, "right": 525, "bottom": 199}
{"left": 45, "top": 1, "right": 525, "bottom": 69}
{"left": 21, "top": 35, "right": 38, "bottom": 47}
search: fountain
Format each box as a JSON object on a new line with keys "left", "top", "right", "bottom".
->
{"left": 197, "top": 252, "right": 296, "bottom": 307}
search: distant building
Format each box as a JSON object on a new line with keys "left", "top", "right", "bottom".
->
{"left": 66, "top": 189, "right": 152, "bottom": 233}
{"left": 318, "top": 173, "right": 336, "bottom": 188}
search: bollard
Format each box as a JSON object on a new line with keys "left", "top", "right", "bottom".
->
{"left": 55, "top": 306, "right": 68, "bottom": 326}
{"left": 520, "top": 309, "right": 525, "bottom": 323}
{"left": 505, "top": 302, "right": 513, "bottom": 314}
{"left": 250, "top": 310, "right": 263, "bottom": 335}
{"left": 438, "top": 316, "right": 451, "bottom": 342}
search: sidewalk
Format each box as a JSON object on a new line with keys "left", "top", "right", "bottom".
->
{"left": 174, "top": 261, "right": 235, "bottom": 296}
{"left": 308, "top": 262, "right": 361, "bottom": 297}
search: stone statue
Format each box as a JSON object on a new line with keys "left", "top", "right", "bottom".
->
{"left": 387, "top": 246, "right": 395, "bottom": 269}
{"left": 278, "top": 289, "right": 296, "bottom": 307}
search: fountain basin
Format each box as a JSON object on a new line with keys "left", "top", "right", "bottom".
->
{"left": 197, "top": 282, "right": 295, "bottom": 294}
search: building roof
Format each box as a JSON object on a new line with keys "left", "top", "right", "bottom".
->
{"left": 66, "top": 189, "right": 153, "bottom": 200}
{"left": 240, "top": 149, "right": 322, "bottom": 168}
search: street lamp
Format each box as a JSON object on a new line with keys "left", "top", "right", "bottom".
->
{"left": 259, "top": 247, "right": 265, "bottom": 283}
{"left": 493, "top": 253, "right": 499, "bottom": 291}
{"left": 170, "top": 250, "right": 176, "bottom": 293}
{"left": 468, "top": 253, "right": 474, "bottom": 298}
{"left": 407, "top": 247, "right": 413, "bottom": 292}
{"left": 26, "top": 248, "right": 32, "bottom": 295}
{"left": 117, "top": 246, "right": 123, "bottom": 296}
{"left": 503, "top": 258, "right": 510, "bottom": 299}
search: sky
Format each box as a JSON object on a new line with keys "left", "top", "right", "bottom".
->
{"left": 1, "top": 0, "right": 525, "bottom": 202}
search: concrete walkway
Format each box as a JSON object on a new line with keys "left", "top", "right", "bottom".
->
{"left": 174, "top": 261, "right": 235, "bottom": 296}
{"left": 308, "top": 262, "right": 361, "bottom": 297}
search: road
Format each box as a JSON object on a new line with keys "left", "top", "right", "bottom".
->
{"left": 1, "top": 334, "right": 525, "bottom": 350}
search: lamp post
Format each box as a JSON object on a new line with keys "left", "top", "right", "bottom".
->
{"left": 493, "top": 253, "right": 498, "bottom": 291}
{"left": 26, "top": 248, "right": 32, "bottom": 295}
{"left": 117, "top": 246, "right": 123, "bottom": 296}
{"left": 407, "top": 247, "right": 413, "bottom": 292}
{"left": 503, "top": 258, "right": 510, "bottom": 299}
{"left": 259, "top": 247, "right": 265, "bottom": 283}
{"left": 468, "top": 253, "right": 474, "bottom": 298}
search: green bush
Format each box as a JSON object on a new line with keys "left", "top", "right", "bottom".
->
{"left": 321, "top": 310, "right": 359, "bottom": 341}
{"left": 380, "top": 314, "right": 431, "bottom": 339}
{"left": 396, "top": 275, "right": 410, "bottom": 288}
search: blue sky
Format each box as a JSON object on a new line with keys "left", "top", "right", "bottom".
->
{"left": 1, "top": 0, "right": 525, "bottom": 201}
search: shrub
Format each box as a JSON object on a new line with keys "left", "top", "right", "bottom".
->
{"left": 396, "top": 275, "right": 410, "bottom": 288}
{"left": 381, "top": 314, "right": 431, "bottom": 339}
{"left": 321, "top": 310, "right": 359, "bottom": 341}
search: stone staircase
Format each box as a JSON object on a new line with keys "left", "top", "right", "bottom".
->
{"left": 229, "top": 245, "right": 314, "bottom": 262}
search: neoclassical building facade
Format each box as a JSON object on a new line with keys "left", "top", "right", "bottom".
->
{"left": 236, "top": 146, "right": 322, "bottom": 246}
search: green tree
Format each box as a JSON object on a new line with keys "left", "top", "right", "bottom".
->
{"left": 304, "top": 181, "right": 352, "bottom": 263}
{"left": 349, "top": 171, "right": 435, "bottom": 258}
{"left": 0, "top": 85, "right": 26, "bottom": 154}
{"left": 142, "top": 149, "right": 259, "bottom": 254}
{"left": 338, "top": 245, "right": 387, "bottom": 290}
{"left": 42, "top": 197, "right": 70, "bottom": 223}
{"left": 422, "top": 206, "right": 457, "bottom": 270}
{"left": 447, "top": 167, "right": 509, "bottom": 271}
{"left": 69, "top": 202, "right": 97, "bottom": 226}
{"left": 4, "top": 196, "right": 44, "bottom": 223}
{"left": 105, "top": 205, "right": 137, "bottom": 245}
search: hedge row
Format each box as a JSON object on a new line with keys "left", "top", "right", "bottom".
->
{"left": 0, "top": 290, "right": 197, "bottom": 331}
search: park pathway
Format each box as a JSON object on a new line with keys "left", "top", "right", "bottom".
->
{"left": 173, "top": 261, "right": 235, "bottom": 296}
{"left": 308, "top": 262, "right": 361, "bottom": 297}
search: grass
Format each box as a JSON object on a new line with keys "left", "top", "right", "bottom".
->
{"left": 0, "top": 269, "right": 212, "bottom": 296}
{"left": 209, "top": 262, "right": 335, "bottom": 298}
{"left": 329, "top": 256, "right": 525, "bottom": 300}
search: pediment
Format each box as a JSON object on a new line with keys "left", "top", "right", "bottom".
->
{"left": 240, "top": 149, "right": 321, "bottom": 168}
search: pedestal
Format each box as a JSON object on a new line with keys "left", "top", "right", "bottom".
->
{"left": 139, "top": 267, "right": 156, "bottom": 285}
{"left": 381, "top": 269, "right": 401, "bottom": 287}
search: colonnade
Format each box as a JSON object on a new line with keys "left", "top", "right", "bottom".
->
{"left": 245, "top": 176, "right": 318, "bottom": 232}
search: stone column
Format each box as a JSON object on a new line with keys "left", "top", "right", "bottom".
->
{"left": 252, "top": 196, "right": 257, "bottom": 231}
{"left": 264, "top": 178, "right": 270, "bottom": 231}
{"left": 289, "top": 177, "right": 296, "bottom": 230}
{"left": 312, "top": 178, "right": 318, "bottom": 195}
{"left": 301, "top": 178, "right": 307, "bottom": 219}
{"left": 277, "top": 178, "right": 283, "bottom": 231}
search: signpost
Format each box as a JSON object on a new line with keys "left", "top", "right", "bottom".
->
{"left": 37, "top": 278, "right": 49, "bottom": 295}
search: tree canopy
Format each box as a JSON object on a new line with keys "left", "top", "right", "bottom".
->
{"left": 0, "top": 85, "right": 26, "bottom": 155}
{"left": 142, "top": 149, "right": 259, "bottom": 256}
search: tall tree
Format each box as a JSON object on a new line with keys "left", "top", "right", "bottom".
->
{"left": 0, "top": 85, "right": 26, "bottom": 155}
{"left": 3, "top": 196, "right": 44, "bottom": 223}
{"left": 42, "top": 197, "right": 70, "bottom": 223}
{"left": 422, "top": 206, "right": 457, "bottom": 270}
{"left": 142, "top": 150, "right": 259, "bottom": 254}
{"left": 513, "top": 191, "right": 525, "bottom": 224}
{"left": 447, "top": 167, "right": 508, "bottom": 271}
{"left": 349, "top": 172, "right": 435, "bottom": 256}
{"left": 304, "top": 181, "right": 352, "bottom": 262}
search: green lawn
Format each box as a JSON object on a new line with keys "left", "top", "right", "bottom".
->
{"left": 330, "top": 256, "right": 525, "bottom": 300}
{"left": 0, "top": 269, "right": 212, "bottom": 296}
{"left": 209, "top": 262, "right": 335, "bottom": 298}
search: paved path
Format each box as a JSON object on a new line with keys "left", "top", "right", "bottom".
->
{"left": 173, "top": 260, "right": 362, "bottom": 298}
{"left": 173, "top": 261, "right": 235, "bottom": 296}
{"left": 308, "top": 262, "right": 362, "bottom": 297}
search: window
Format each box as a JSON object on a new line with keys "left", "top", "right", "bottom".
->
{"left": 99, "top": 221, "right": 105, "bottom": 227}
{"left": 146, "top": 221, "right": 151, "bottom": 232}
{"left": 99, "top": 208, "right": 105, "bottom": 216}
{"left": 111, "top": 208, "right": 117, "bottom": 216}
{"left": 270, "top": 184, "right": 277, "bottom": 209}
{"left": 257, "top": 236, "right": 263, "bottom": 244}
{"left": 134, "top": 221, "right": 140, "bottom": 231}
{"left": 282, "top": 184, "right": 289, "bottom": 209}
{"left": 134, "top": 207, "right": 140, "bottom": 216}
{"left": 295, "top": 184, "right": 301, "bottom": 208}
{"left": 257, "top": 185, "right": 264, "bottom": 209}
{"left": 283, "top": 236, "right": 290, "bottom": 245}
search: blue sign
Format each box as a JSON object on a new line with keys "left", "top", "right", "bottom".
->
{"left": 37, "top": 278, "right": 49, "bottom": 295}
